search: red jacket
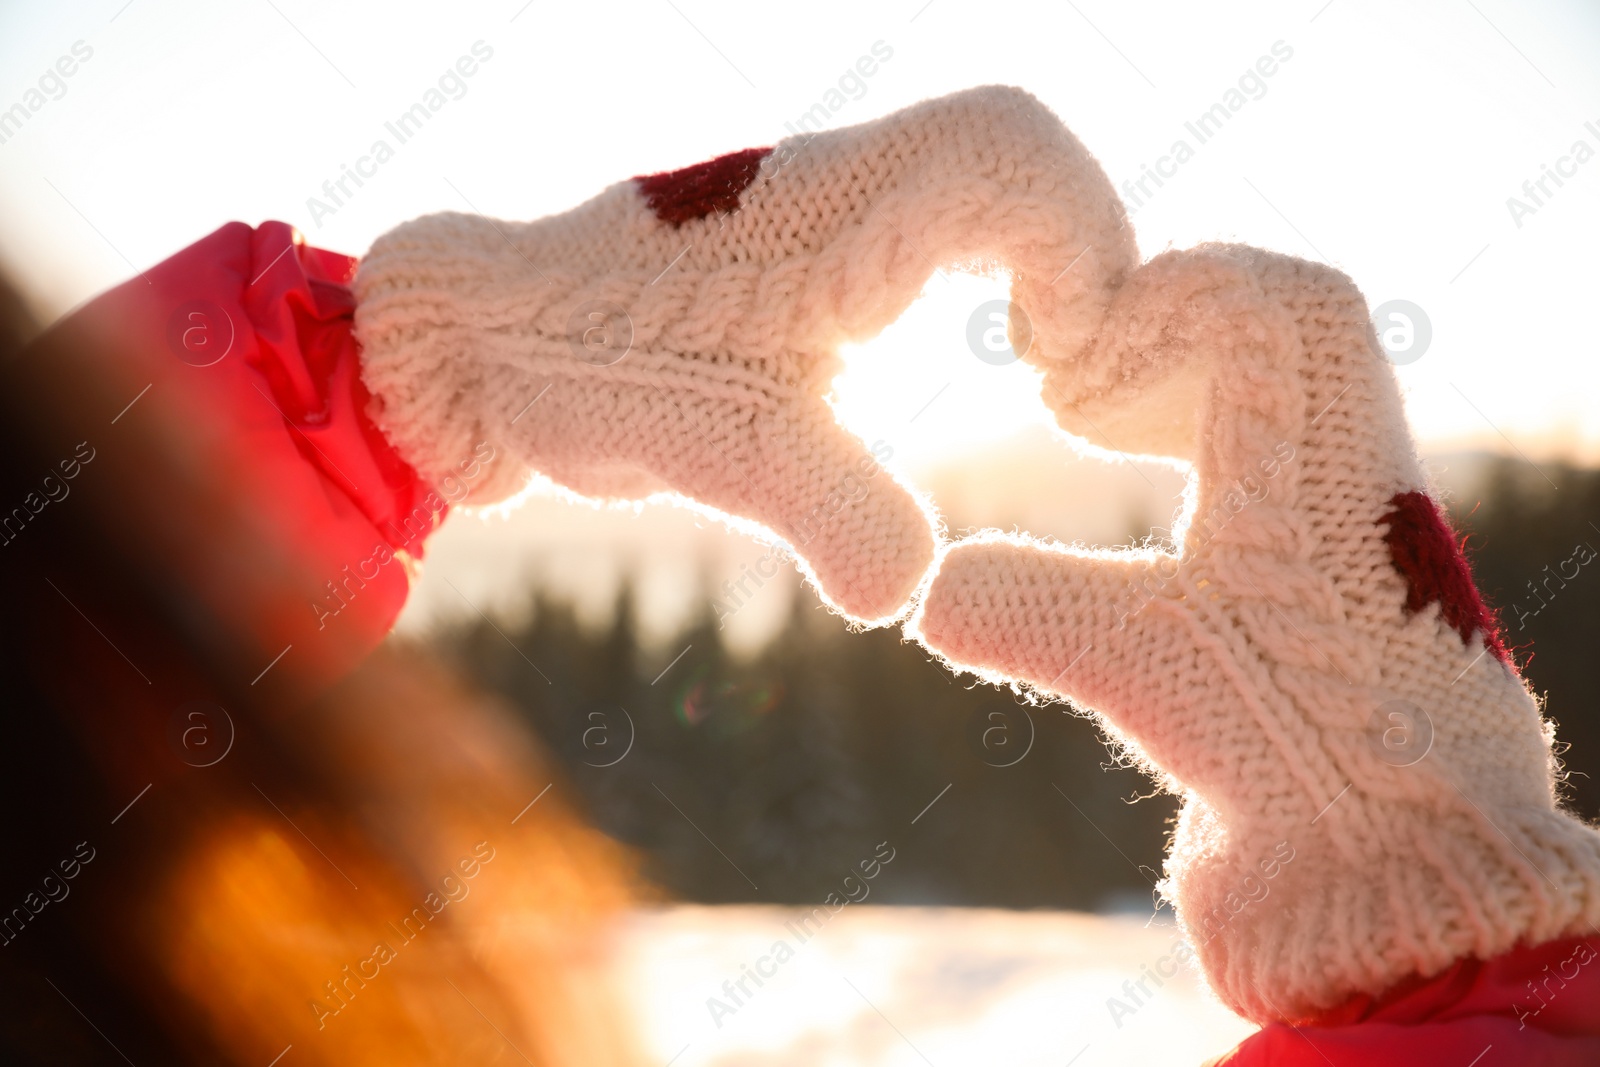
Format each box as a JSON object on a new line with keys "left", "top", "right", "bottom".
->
{"left": 1214, "top": 933, "right": 1600, "bottom": 1065}
{"left": 27, "top": 221, "right": 446, "bottom": 686}
{"left": 38, "top": 222, "right": 1600, "bottom": 1065}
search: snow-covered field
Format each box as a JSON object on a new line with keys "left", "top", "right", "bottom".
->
{"left": 606, "top": 906, "right": 1255, "bottom": 1067}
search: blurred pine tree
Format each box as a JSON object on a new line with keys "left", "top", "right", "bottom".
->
{"left": 1450, "top": 458, "right": 1600, "bottom": 821}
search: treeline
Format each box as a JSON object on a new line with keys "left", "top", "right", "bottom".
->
{"left": 1457, "top": 457, "right": 1600, "bottom": 818}
{"left": 433, "top": 455, "right": 1600, "bottom": 908}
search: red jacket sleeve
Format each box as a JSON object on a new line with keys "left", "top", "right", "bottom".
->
{"left": 27, "top": 220, "right": 445, "bottom": 685}
{"left": 1210, "top": 934, "right": 1600, "bottom": 1066}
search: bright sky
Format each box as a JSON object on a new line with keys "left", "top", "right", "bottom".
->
{"left": 3, "top": 0, "right": 1598, "bottom": 470}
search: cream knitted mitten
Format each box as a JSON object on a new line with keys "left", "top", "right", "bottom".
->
{"left": 354, "top": 86, "right": 1134, "bottom": 623}
{"left": 914, "top": 242, "right": 1600, "bottom": 1021}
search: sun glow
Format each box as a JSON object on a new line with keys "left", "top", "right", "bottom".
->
{"left": 831, "top": 272, "right": 1060, "bottom": 470}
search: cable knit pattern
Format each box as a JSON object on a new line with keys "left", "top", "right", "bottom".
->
{"left": 354, "top": 85, "right": 1135, "bottom": 623}
{"left": 915, "top": 242, "right": 1600, "bottom": 1023}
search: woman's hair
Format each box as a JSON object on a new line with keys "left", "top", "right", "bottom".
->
{"left": 0, "top": 270, "right": 641, "bottom": 1065}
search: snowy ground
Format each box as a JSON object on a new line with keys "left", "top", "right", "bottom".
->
{"left": 606, "top": 905, "right": 1255, "bottom": 1067}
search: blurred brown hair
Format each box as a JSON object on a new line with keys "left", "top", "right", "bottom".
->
{"left": 0, "top": 269, "right": 645, "bottom": 1065}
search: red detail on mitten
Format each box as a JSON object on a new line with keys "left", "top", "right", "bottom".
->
{"left": 1378, "top": 490, "right": 1507, "bottom": 663}
{"left": 635, "top": 146, "right": 772, "bottom": 226}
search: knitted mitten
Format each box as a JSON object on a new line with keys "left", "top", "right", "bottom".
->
{"left": 914, "top": 242, "right": 1600, "bottom": 1021}
{"left": 354, "top": 86, "right": 1134, "bottom": 623}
